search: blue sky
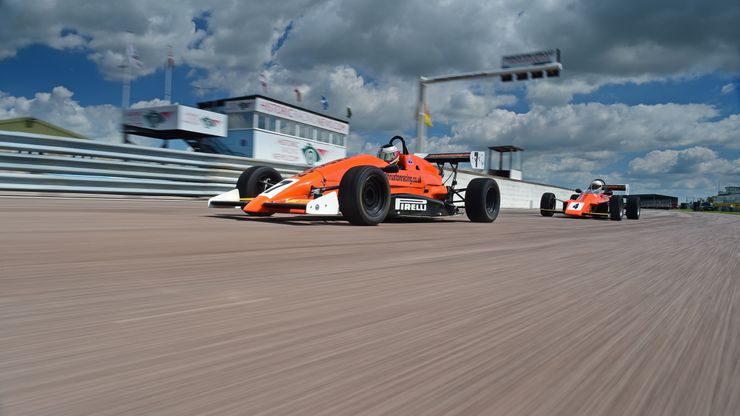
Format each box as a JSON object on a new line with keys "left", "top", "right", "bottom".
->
{"left": 0, "top": 0, "right": 737, "bottom": 199}
{"left": 0, "top": 45, "right": 221, "bottom": 107}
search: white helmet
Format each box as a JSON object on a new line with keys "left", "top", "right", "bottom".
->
{"left": 377, "top": 144, "right": 400, "bottom": 165}
{"left": 589, "top": 179, "right": 606, "bottom": 191}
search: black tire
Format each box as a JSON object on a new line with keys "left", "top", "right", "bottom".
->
{"left": 540, "top": 192, "right": 556, "bottom": 217}
{"left": 609, "top": 195, "right": 624, "bottom": 221}
{"left": 338, "top": 166, "right": 391, "bottom": 225}
{"left": 236, "top": 166, "right": 283, "bottom": 217}
{"left": 626, "top": 196, "right": 640, "bottom": 219}
{"left": 465, "top": 178, "right": 501, "bottom": 223}
{"left": 236, "top": 166, "right": 283, "bottom": 198}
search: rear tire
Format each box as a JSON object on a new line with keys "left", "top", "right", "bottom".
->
{"left": 464, "top": 178, "right": 500, "bottom": 223}
{"left": 609, "top": 195, "right": 624, "bottom": 221}
{"left": 626, "top": 196, "right": 640, "bottom": 219}
{"left": 540, "top": 192, "right": 556, "bottom": 217}
{"left": 339, "top": 166, "right": 391, "bottom": 225}
{"left": 236, "top": 166, "right": 283, "bottom": 217}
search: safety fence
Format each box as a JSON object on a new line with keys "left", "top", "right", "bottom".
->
{"left": 0, "top": 131, "right": 302, "bottom": 196}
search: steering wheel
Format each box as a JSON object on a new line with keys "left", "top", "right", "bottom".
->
{"left": 388, "top": 136, "right": 409, "bottom": 155}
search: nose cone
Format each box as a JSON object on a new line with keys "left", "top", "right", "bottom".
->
{"left": 243, "top": 176, "right": 314, "bottom": 213}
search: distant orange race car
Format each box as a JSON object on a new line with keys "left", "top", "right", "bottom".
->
{"left": 539, "top": 179, "right": 640, "bottom": 220}
{"left": 208, "top": 136, "right": 500, "bottom": 225}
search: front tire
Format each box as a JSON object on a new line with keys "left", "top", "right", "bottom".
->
{"left": 465, "top": 178, "right": 500, "bottom": 223}
{"left": 626, "top": 196, "right": 640, "bottom": 219}
{"left": 339, "top": 166, "right": 391, "bottom": 225}
{"left": 609, "top": 195, "right": 624, "bottom": 221}
{"left": 236, "top": 166, "right": 282, "bottom": 198}
{"left": 540, "top": 192, "right": 556, "bottom": 217}
{"left": 236, "top": 166, "right": 283, "bottom": 217}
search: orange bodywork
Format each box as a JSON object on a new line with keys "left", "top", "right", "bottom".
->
{"left": 563, "top": 192, "right": 611, "bottom": 217}
{"left": 243, "top": 153, "right": 448, "bottom": 215}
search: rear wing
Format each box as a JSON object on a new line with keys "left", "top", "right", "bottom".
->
{"left": 424, "top": 151, "right": 485, "bottom": 170}
{"left": 605, "top": 184, "right": 630, "bottom": 194}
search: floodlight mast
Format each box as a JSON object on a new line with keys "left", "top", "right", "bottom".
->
{"left": 414, "top": 62, "right": 563, "bottom": 153}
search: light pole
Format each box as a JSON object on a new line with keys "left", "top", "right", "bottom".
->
{"left": 414, "top": 50, "right": 563, "bottom": 153}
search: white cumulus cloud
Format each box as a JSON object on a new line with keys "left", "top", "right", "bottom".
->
{"left": 0, "top": 86, "right": 121, "bottom": 142}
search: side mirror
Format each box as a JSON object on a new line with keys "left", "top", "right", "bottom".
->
{"left": 605, "top": 189, "right": 613, "bottom": 196}
{"left": 575, "top": 188, "right": 582, "bottom": 193}
{"left": 382, "top": 165, "right": 399, "bottom": 173}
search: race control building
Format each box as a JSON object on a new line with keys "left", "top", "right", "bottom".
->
{"left": 196, "top": 95, "right": 349, "bottom": 166}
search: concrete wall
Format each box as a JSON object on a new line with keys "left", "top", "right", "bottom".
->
{"left": 446, "top": 168, "right": 574, "bottom": 209}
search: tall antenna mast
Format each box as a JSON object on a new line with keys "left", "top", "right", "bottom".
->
{"left": 119, "top": 61, "right": 130, "bottom": 144}
{"left": 164, "top": 45, "right": 174, "bottom": 103}
{"left": 120, "top": 63, "right": 130, "bottom": 109}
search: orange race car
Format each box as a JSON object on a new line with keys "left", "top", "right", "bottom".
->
{"left": 208, "top": 136, "right": 500, "bottom": 225}
{"left": 539, "top": 179, "right": 640, "bottom": 220}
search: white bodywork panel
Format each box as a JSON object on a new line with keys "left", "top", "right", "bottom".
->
{"left": 259, "top": 179, "right": 299, "bottom": 199}
{"left": 208, "top": 189, "right": 240, "bottom": 208}
{"left": 305, "top": 192, "right": 340, "bottom": 215}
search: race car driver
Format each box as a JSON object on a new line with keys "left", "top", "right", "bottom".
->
{"left": 377, "top": 144, "right": 401, "bottom": 165}
{"left": 589, "top": 179, "right": 606, "bottom": 194}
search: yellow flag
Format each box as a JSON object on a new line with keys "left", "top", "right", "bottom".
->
{"left": 423, "top": 103, "right": 433, "bottom": 127}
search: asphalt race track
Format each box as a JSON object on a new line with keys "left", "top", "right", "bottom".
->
{"left": 1, "top": 196, "right": 739, "bottom": 416}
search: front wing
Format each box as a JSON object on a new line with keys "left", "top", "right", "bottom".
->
{"left": 540, "top": 208, "right": 610, "bottom": 218}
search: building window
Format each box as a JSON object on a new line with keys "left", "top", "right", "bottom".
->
{"left": 228, "top": 112, "right": 253, "bottom": 129}
{"left": 280, "top": 119, "right": 294, "bottom": 135}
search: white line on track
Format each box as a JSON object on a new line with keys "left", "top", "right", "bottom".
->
{"left": 114, "top": 298, "right": 270, "bottom": 323}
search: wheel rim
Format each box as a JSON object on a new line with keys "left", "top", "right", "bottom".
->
{"left": 485, "top": 187, "right": 496, "bottom": 214}
{"left": 258, "top": 176, "right": 275, "bottom": 193}
{"left": 362, "top": 177, "right": 384, "bottom": 216}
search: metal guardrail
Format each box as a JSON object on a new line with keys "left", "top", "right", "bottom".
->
{"left": 0, "top": 131, "right": 303, "bottom": 196}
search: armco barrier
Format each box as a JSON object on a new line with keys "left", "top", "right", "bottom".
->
{"left": 0, "top": 130, "right": 574, "bottom": 207}
{"left": 0, "top": 131, "right": 302, "bottom": 196}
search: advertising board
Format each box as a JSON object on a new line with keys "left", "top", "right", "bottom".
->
{"left": 123, "top": 105, "right": 227, "bottom": 137}
{"left": 502, "top": 49, "right": 560, "bottom": 68}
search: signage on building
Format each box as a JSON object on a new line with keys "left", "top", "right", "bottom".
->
{"left": 123, "top": 105, "right": 227, "bottom": 137}
{"left": 234, "top": 97, "right": 349, "bottom": 135}
{"left": 224, "top": 100, "right": 255, "bottom": 113}
{"left": 252, "top": 130, "right": 346, "bottom": 166}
